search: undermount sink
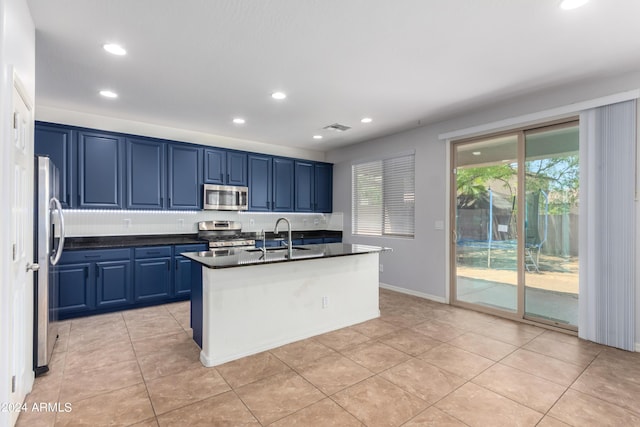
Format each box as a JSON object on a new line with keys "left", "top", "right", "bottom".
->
{"left": 246, "top": 246, "right": 310, "bottom": 253}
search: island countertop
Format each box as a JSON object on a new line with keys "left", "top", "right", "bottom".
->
{"left": 182, "top": 243, "right": 389, "bottom": 269}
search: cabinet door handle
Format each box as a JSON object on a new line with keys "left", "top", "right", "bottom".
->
{"left": 167, "top": 260, "right": 170, "bottom": 271}
{"left": 96, "top": 267, "right": 100, "bottom": 278}
{"left": 227, "top": 173, "right": 230, "bottom": 182}
{"left": 175, "top": 259, "right": 179, "bottom": 270}
{"left": 84, "top": 266, "right": 88, "bottom": 278}
{"left": 147, "top": 251, "right": 161, "bottom": 255}
{"left": 220, "top": 173, "right": 224, "bottom": 182}
{"left": 160, "top": 197, "right": 163, "bottom": 206}
{"left": 84, "top": 255, "right": 101, "bottom": 259}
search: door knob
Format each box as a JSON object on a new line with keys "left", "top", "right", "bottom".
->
{"left": 26, "top": 263, "right": 40, "bottom": 272}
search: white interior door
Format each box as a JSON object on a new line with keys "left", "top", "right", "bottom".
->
{"left": 8, "top": 76, "right": 35, "bottom": 422}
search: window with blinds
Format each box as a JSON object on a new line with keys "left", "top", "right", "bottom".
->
{"left": 352, "top": 153, "right": 415, "bottom": 237}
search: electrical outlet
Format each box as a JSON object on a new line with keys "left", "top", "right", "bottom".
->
{"left": 314, "top": 218, "right": 319, "bottom": 225}
{"left": 123, "top": 218, "right": 131, "bottom": 228}
{"left": 177, "top": 218, "right": 184, "bottom": 228}
{"left": 249, "top": 219, "right": 255, "bottom": 226}
{"left": 322, "top": 296, "right": 329, "bottom": 308}
{"left": 379, "top": 264, "right": 383, "bottom": 272}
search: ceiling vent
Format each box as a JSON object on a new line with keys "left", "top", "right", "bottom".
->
{"left": 323, "top": 123, "right": 351, "bottom": 132}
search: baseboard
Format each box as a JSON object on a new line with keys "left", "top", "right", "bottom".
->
{"left": 379, "top": 282, "right": 446, "bottom": 304}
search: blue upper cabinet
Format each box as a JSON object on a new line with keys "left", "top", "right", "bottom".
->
{"left": 227, "top": 151, "right": 247, "bottom": 186}
{"left": 248, "top": 154, "right": 272, "bottom": 211}
{"left": 314, "top": 162, "right": 333, "bottom": 213}
{"left": 168, "top": 144, "right": 202, "bottom": 210}
{"left": 35, "top": 122, "right": 333, "bottom": 213}
{"left": 126, "top": 137, "right": 166, "bottom": 209}
{"left": 77, "top": 130, "right": 125, "bottom": 209}
{"left": 272, "top": 157, "right": 294, "bottom": 212}
{"left": 295, "top": 161, "right": 332, "bottom": 212}
{"left": 203, "top": 148, "right": 225, "bottom": 185}
{"left": 34, "top": 123, "right": 74, "bottom": 208}
{"left": 204, "top": 148, "right": 247, "bottom": 186}
{"left": 294, "top": 160, "right": 314, "bottom": 212}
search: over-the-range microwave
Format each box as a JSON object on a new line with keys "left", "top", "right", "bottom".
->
{"left": 203, "top": 184, "right": 248, "bottom": 211}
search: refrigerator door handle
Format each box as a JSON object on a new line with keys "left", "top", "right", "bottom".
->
{"left": 49, "top": 197, "right": 65, "bottom": 265}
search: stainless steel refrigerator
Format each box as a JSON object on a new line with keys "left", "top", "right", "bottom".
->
{"left": 33, "top": 155, "right": 65, "bottom": 376}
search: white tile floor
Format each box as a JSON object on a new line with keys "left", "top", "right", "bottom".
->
{"left": 17, "top": 288, "right": 640, "bottom": 426}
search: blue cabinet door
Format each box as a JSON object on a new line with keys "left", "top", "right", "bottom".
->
{"left": 57, "top": 262, "right": 94, "bottom": 317}
{"left": 174, "top": 256, "right": 194, "bottom": 297}
{"left": 204, "top": 148, "right": 226, "bottom": 185}
{"left": 96, "top": 260, "right": 132, "bottom": 308}
{"left": 272, "top": 157, "right": 294, "bottom": 212}
{"left": 248, "top": 154, "right": 272, "bottom": 211}
{"left": 323, "top": 237, "right": 342, "bottom": 243}
{"left": 174, "top": 243, "right": 207, "bottom": 297}
{"left": 168, "top": 144, "right": 202, "bottom": 210}
{"left": 126, "top": 138, "right": 166, "bottom": 209}
{"left": 294, "top": 160, "right": 314, "bottom": 212}
{"left": 34, "top": 123, "right": 74, "bottom": 208}
{"left": 314, "top": 162, "right": 333, "bottom": 212}
{"left": 77, "top": 130, "right": 124, "bottom": 208}
{"left": 134, "top": 258, "right": 172, "bottom": 302}
{"left": 226, "top": 151, "right": 247, "bottom": 186}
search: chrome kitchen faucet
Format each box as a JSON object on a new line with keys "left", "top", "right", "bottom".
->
{"left": 274, "top": 217, "right": 292, "bottom": 259}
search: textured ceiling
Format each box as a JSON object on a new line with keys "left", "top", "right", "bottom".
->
{"left": 27, "top": 0, "right": 640, "bottom": 150}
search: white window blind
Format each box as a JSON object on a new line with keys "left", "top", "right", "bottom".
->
{"left": 352, "top": 153, "right": 415, "bottom": 237}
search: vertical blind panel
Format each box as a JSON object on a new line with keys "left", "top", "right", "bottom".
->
{"left": 580, "top": 99, "right": 636, "bottom": 350}
{"left": 352, "top": 154, "right": 415, "bottom": 237}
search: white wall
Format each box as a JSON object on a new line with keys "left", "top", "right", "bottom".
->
{"left": 36, "top": 106, "right": 327, "bottom": 162}
{"left": 0, "top": 0, "right": 35, "bottom": 426}
{"left": 327, "top": 71, "right": 640, "bottom": 332}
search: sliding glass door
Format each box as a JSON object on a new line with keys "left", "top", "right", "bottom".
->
{"left": 451, "top": 121, "right": 578, "bottom": 330}
{"left": 453, "top": 135, "right": 519, "bottom": 313}
{"left": 524, "top": 124, "right": 579, "bottom": 327}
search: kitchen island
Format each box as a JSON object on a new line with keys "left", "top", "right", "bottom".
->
{"left": 183, "top": 243, "right": 388, "bottom": 367}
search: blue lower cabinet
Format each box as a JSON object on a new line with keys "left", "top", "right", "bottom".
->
{"left": 96, "top": 260, "right": 132, "bottom": 308}
{"left": 134, "top": 257, "right": 172, "bottom": 302}
{"left": 174, "top": 244, "right": 207, "bottom": 297}
{"left": 57, "top": 243, "right": 207, "bottom": 319}
{"left": 57, "top": 262, "right": 94, "bottom": 317}
{"left": 323, "top": 237, "right": 342, "bottom": 243}
{"left": 302, "top": 238, "right": 324, "bottom": 245}
{"left": 56, "top": 248, "right": 131, "bottom": 318}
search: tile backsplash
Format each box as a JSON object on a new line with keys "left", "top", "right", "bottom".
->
{"left": 62, "top": 210, "right": 343, "bottom": 237}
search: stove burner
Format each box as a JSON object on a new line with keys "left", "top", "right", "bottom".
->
{"left": 197, "top": 220, "right": 256, "bottom": 248}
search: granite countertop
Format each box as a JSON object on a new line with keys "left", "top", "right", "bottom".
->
{"left": 63, "top": 230, "right": 342, "bottom": 250}
{"left": 182, "top": 243, "right": 390, "bottom": 269}
{"left": 64, "top": 234, "right": 206, "bottom": 249}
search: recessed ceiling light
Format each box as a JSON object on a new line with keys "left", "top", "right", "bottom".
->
{"left": 361, "top": 117, "right": 373, "bottom": 124}
{"left": 103, "top": 43, "right": 126, "bottom": 56}
{"left": 232, "top": 118, "right": 246, "bottom": 124}
{"left": 472, "top": 151, "right": 481, "bottom": 156}
{"left": 271, "top": 92, "right": 287, "bottom": 100}
{"left": 99, "top": 90, "right": 118, "bottom": 98}
{"left": 560, "top": 0, "right": 588, "bottom": 10}
{"left": 313, "top": 135, "right": 323, "bottom": 140}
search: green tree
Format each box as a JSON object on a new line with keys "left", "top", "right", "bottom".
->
{"left": 456, "top": 165, "right": 516, "bottom": 208}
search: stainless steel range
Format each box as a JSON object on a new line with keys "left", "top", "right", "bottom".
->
{"left": 198, "top": 220, "right": 256, "bottom": 249}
